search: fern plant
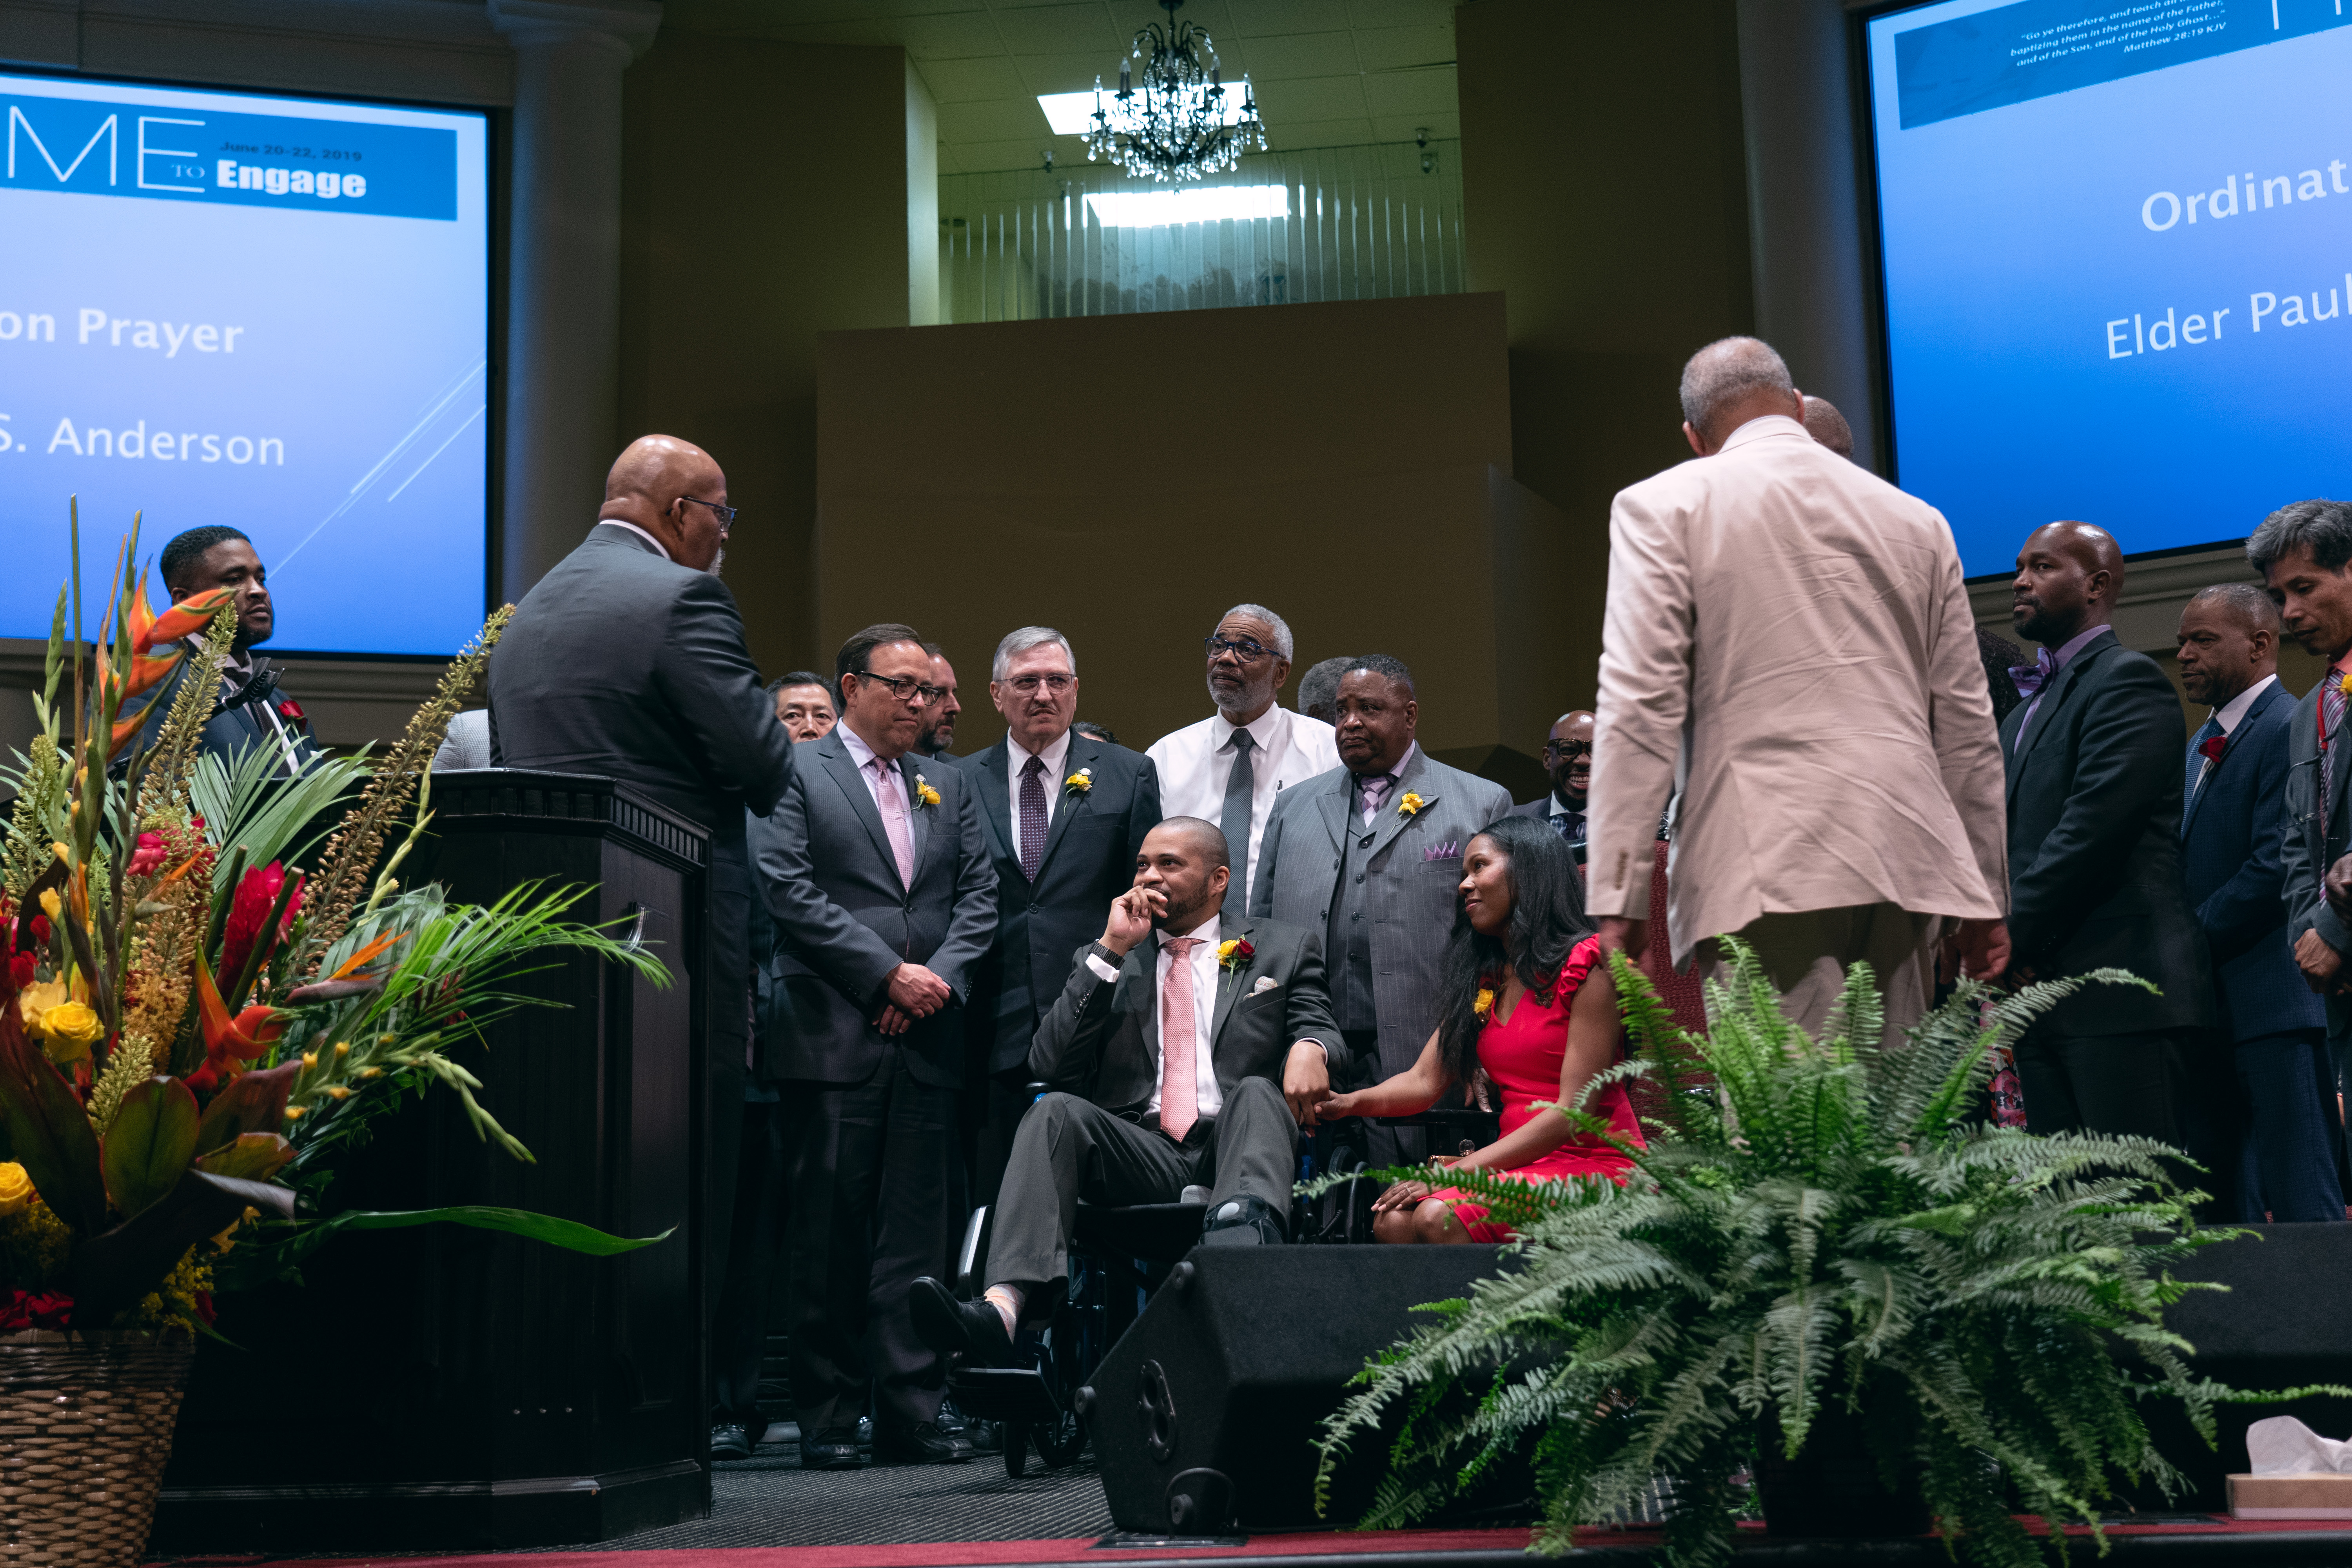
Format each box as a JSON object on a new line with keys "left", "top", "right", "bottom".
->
{"left": 1312, "top": 941, "right": 2319, "bottom": 1568}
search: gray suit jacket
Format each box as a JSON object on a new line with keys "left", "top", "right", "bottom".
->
{"left": 1028, "top": 913, "right": 1339, "bottom": 1120}
{"left": 1249, "top": 747, "right": 1512, "bottom": 1078}
{"left": 2281, "top": 677, "right": 2352, "bottom": 1042}
{"left": 751, "top": 728, "right": 997, "bottom": 1089}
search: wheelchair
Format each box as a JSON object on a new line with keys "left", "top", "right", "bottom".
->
{"left": 940, "top": 1088, "right": 1503, "bottom": 1477}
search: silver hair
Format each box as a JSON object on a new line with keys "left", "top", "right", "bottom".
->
{"left": 1678, "top": 336, "right": 1796, "bottom": 443}
{"left": 1220, "top": 603, "right": 1294, "bottom": 661}
{"left": 2189, "top": 581, "right": 2282, "bottom": 633}
{"left": 2247, "top": 499, "right": 2352, "bottom": 577}
{"left": 992, "top": 625, "right": 1077, "bottom": 682}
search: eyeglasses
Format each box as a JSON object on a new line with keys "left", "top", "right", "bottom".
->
{"left": 1542, "top": 740, "right": 1594, "bottom": 761}
{"left": 682, "top": 496, "right": 738, "bottom": 534}
{"left": 1005, "top": 673, "right": 1074, "bottom": 695}
{"left": 857, "top": 670, "right": 948, "bottom": 706}
{"left": 1204, "top": 635, "right": 1275, "bottom": 662}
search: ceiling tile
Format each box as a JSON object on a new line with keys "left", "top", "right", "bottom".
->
{"left": 1361, "top": 65, "right": 1455, "bottom": 117}
{"left": 740, "top": 0, "right": 982, "bottom": 17}
{"left": 937, "top": 95, "right": 1055, "bottom": 141}
{"left": 1221, "top": 29, "right": 1356, "bottom": 78}
{"left": 1266, "top": 116, "right": 1378, "bottom": 150}
{"left": 1014, "top": 49, "right": 1126, "bottom": 93}
{"left": 1349, "top": 23, "right": 1451, "bottom": 72}
{"left": 1214, "top": 0, "right": 1352, "bottom": 35}
{"left": 949, "top": 136, "right": 1069, "bottom": 172}
{"left": 990, "top": 2, "right": 1121, "bottom": 53}
{"left": 886, "top": 10, "right": 1006, "bottom": 56}
{"left": 914, "top": 53, "right": 1030, "bottom": 100}
{"left": 1252, "top": 73, "right": 1368, "bottom": 121}
{"left": 1343, "top": 0, "right": 1454, "bottom": 26}
{"left": 733, "top": 18, "right": 893, "bottom": 44}
{"left": 1370, "top": 109, "right": 1459, "bottom": 143}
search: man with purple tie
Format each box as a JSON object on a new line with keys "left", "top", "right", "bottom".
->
{"left": 751, "top": 624, "right": 996, "bottom": 1468}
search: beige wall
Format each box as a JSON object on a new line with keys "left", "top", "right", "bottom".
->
{"left": 1456, "top": 0, "right": 1755, "bottom": 721}
{"left": 815, "top": 294, "right": 1560, "bottom": 785}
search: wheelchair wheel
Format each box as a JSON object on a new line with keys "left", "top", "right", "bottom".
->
{"left": 1002, "top": 1420, "right": 1029, "bottom": 1479}
{"left": 1035, "top": 1406, "right": 1085, "bottom": 1468}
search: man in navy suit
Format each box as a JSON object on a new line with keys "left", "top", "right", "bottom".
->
{"left": 2176, "top": 584, "right": 2340, "bottom": 1222}
{"left": 127, "top": 527, "right": 317, "bottom": 771}
{"left": 2000, "top": 521, "right": 2213, "bottom": 1141}
{"left": 958, "top": 627, "right": 1160, "bottom": 1213}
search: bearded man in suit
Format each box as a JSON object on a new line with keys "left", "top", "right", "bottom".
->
{"left": 1586, "top": 336, "right": 2009, "bottom": 1044}
{"left": 959, "top": 627, "right": 1161, "bottom": 1211}
{"left": 751, "top": 623, "right": 996, "bottom": 1468}
{"left": 1251, "top": 655, "right": 1511, "bottom": 1164}
{"left": 2000, "top": 521, "right": 2213, "bottom": 1140}
{"left": 909, "top": 817, "right": 1338, "bottom": 1365}
{"left": 488, "top": 434, "right": 794, "bottom": 1454}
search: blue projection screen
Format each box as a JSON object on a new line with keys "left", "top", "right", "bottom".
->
{"left": 0, "top": 71, "right": 488, "bottom": 654}
{"left": 1864, "top": 0, "right": 2352, "bottom": 577}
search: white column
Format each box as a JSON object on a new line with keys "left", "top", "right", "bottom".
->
{"left": 488, "top": 0, "right": 661, "bottom": 601}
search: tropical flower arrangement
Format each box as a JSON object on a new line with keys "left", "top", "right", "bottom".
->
{"left": 1308, "top": 944, "right": 2327, "bottom": 1568}
{"left": 0, "top": 507, "right": 670, "bottom": 1338}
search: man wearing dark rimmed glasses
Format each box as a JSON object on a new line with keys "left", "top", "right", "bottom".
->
{"left": 1509, "top": 711, "right": 1596, "bottom": 846}
{"left": 1145, "top": 604, "right": 1339, "bottom": 915}
{"left": 489, "top": 433, "right": 793, "bottom": 1466}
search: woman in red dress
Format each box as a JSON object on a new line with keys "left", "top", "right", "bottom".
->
{"left": 1316, "top": 812, "right": 1641, "bottom": 1243}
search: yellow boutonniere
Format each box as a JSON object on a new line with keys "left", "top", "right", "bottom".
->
{"left": 1473, "top": 987, "right": 1495, "bottom": 1021}
{"left": 914, "top": 775, "right": 942, "bottom": 810}
{"left": 1397, "top": 791, "right": 1427, "bottom": 817}
{"left": 2339, "top": 668, "right": 2352, "bottom": 701}
{"left": 1216, "top": 937, "right": 1255, "bottom": 973}
{"left": 1065, "top": 768, "right": 1094, "bottom": 796}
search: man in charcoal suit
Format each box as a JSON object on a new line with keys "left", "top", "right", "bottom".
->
{"left": 2256, "top": 500, "right": 2352, "bottom": 1168}
{"left": 1509, "top": 710, "right": 1594, "bottom": 846}
{"left": 2001, "top": 520, "right": 2214, "bottom": 1141}
{"left": 960, "top": 627, "right": 1161, "bottom": 1212}
{"left": 909, "top": 817, "right": 1339, "bottom": 1363}
{"left": 2176, "top": 583, "right": 2340, "bottom": 1222}
{"left": 1251, "top": 655, "right": 1512, "bottom": 1165}
{"left": 487, "top": 435, "right": 794, "bottom": 1454}
{"left": 750, "top": 623, "right": 996, "bottom": 1468}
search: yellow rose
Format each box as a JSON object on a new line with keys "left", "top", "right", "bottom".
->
{"left": 32, "top": 1001, "right": 103, "bottom": 1063}
{"left": 16, "top": 980, "right": 65, "bottom": 1031}
{"left": 0, "top": 1163, "right": 32, "bottom": 1217}
{"left": 36, "top": 889, "right": 60, "bottom": 921}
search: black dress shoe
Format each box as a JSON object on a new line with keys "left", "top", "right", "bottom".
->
{"left": 909, "top": 1275, "right": 1016, "bottom": 1368}
{"left": 710, "top": 1423, "right": 751, "bottom": 1461}
{"left": 939, "top": 1397, "right": 1003, "bottom": 1456}
{"left": 800, "top": 1425, "right": 864, "bottom": 1470}
{"left": 1200, "top": 1193, "right": 1285, "bottom": 1246}
{"left": 873, "top": 1420, "right": 973, "bottom": 1465}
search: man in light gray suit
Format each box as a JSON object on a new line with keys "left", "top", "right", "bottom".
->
{"left": 1250, "top": 655, "right": 1512, "bottom": 1164}
{"left": 750, "top": 623, "right": 996, "bottom": 1469}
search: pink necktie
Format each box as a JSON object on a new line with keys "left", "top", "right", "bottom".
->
{"left": 1158, "top": 936, "right": 1204, "bottom": 1142}
{"left": 871, "top": 760, "right": 917, "bottom": 887}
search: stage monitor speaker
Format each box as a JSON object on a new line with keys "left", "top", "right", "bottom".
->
{"left": 1082, "top": 1247, "right": 1512, "bottom": 1534}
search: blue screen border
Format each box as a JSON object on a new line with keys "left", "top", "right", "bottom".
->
{"left": 0, "top": 62, "right": 497, "bottom": 663}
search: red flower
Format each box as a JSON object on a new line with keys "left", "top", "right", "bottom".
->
{"left": 127, "top": 831, "right": 166, "bottom": 877}
{"left": 193, "top": 1290, "right": 216, "bottom": 1327}
{"left": 28, "top": 916, "right": 49, "bottom": 946}
{"left": 0, "top": 1290, "right": 75, "bottom": 1334}
{"left": 2198, "top": 735, "right": 2228, "bottom": 763}
{"left": 218, "top": 862, "right": 301, "bottom": 988}
{"left": 277, "top": 698, "right": 306, "bottom": 725}
{"left": 7, "top": 953, "right": 33, "bottom": 990}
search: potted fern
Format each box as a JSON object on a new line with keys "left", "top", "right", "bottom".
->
{"left": 1313, "top": 942, "right": 2314, "bottom": 1568}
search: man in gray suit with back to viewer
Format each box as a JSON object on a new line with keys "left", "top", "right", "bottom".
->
{"left": 1251, "top": 654, "right": 1511, "bottom": 1165}
{"left": 750, "top": 623, "right": 996, "bottom": 1469}
{"left": 487, "top": 433, "right": 795, "bottom": 1457}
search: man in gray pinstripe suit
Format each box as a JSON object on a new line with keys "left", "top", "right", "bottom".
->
{"left": 1250, "top": 655, "right": 1512, "bottom": 1164}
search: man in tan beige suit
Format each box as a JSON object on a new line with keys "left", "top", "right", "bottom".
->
{"left": 1584, "top": 338, "right": 2009, "bottom": 1041}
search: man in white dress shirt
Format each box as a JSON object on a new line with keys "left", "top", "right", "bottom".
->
{"left": 1146, "top": 604, "right": 1340, "bottom": 915}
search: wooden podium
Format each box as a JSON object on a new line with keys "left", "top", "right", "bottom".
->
{"left": 153, "top": 770, "right": 712, "bottom": 1552}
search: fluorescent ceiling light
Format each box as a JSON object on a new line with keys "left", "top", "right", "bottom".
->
{"left": 1083, "top": 185, "right": 1290, "bottom": 227}
{"left": 1036, "top": 89, "right": 1255, "bottom": 136}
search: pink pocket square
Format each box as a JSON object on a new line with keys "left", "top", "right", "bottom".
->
{"left": 1423, "top": 841, "right": 1460, "bottom": 861}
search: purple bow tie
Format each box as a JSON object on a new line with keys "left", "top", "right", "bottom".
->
{"left": 2009, "top": 648, "right": 2056, "bottom": 699}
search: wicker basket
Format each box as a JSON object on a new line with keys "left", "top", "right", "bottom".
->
{"left": 0, "top": 1331, "right": 193, "bottom": 1568}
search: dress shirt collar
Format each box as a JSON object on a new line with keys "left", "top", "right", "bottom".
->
{"left": 1352, "top": 740, "right": 1416, "bottom": 786}
{"left": 593, "top": 518, "right": 673, "bottom": 561}
{"left": 838, "top": 721, "right": 889, "bottom": 775}
{"left": 1158, "top": 912, "right": 1223, "bottom": 955}
{"left": 1716, "top": 413, "right": 1810, "bottom": 454}
{"left": 1009, "top": 727, "right": 1074, "bottom": 778}
{"left": 2039, "top": 621, "right": 2111, "bottom": 673}
{"left": 1549, "top": 790, "right": 1585, "bottom": 819}
{"left": 1213, "top": 704, "right": 1285, "bottom": 756}
{"left": 2211, "top": 673, "right": 2278, "bottom": 737}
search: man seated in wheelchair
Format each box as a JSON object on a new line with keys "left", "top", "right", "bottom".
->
{"left": 912, "top": 816, "right": 1341, "bottom": 1366}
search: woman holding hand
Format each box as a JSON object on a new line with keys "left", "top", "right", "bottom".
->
{"left": 1316, "top": 812, "right": 1641, "bottom": 1243}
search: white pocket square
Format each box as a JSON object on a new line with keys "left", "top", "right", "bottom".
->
{"left": 1250, "top": 976, "right": 1279, "bottom": 995}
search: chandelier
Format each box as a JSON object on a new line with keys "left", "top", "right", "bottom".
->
{"left": 1083, "top": 0, "right": 1268, "bottom": 184}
